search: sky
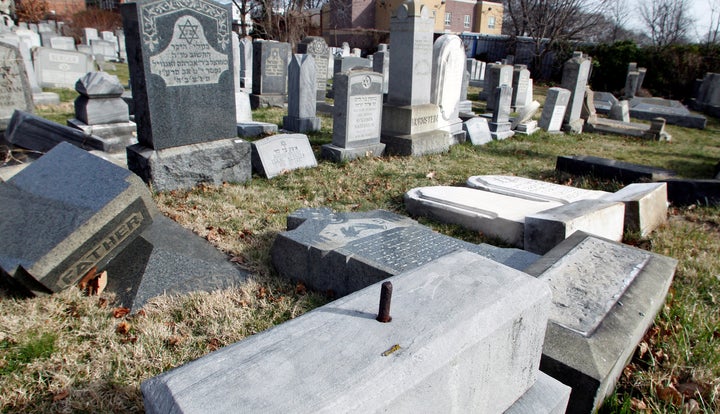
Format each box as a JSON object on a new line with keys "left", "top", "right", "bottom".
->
{"left": 690, "top": 0, "right": 716, "bottom": 40}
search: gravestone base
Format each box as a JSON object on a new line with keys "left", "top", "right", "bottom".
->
{"left": 282, "top": 116, "right": 321, "bottom": 133}
{"left": 562, "top": 119, "right": 585, "bottom": 134}
{"left": 381, "top": 129, "right": 453, "bottom": 156}
{"left": 515, "top": 120, "right": 539, "bottom": 135}
{"left": 236, "top": 121, "right": 278, "bottom": 138}
{"left": 320, "top": 142, "right": 386, "bottom": 162}
{"left": 315, "top": 101, "right": 334, "bottom": 114}
{"left": 489, "top": 121, "right": 515, "bottom": 140}
{"left": 381, "top": 103, "right": 441, "bottom": 136}
{"left": 250, "top": 93, "right": 285, "bottom": 109}
{"left": 458, "top": 100, "right": 472, "bottom": 113}
{"left": 602, "top": 183, "right": 668, "bottom": 236}
{"left": 127, "top": 139, "right": 251, "bottom": 192}
{"left": 67, "top": 118, "right": 137, "bottom": 153}
{"left": 33, "top": 91, "right": 60, "bottom": 105}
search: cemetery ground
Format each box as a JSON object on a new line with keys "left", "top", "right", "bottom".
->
{"left": 1, "top": 73, "right": 719, "bottom": 413}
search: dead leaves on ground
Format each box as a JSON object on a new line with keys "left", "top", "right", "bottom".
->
{"left": 77, "top": 267, "right": 107, "bottom": 296}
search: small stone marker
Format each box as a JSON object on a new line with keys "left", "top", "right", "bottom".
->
{"left": 142, "top": 250, "right": 566, "bottom": 414}
{"left": 0, "top": 40, "right": 34, "bottom": 131}
{"left": 525, "top": 232, "right": 677, "bottom": 414}
{"left": 556, "top": 155, "right": 677, "bottom": 184}
{"left": 539, "top": 87, "right": 570, "bottom": 132}
{"left": 321, "top": 69, "right": 385, "bottom": 162}
{"left": 283, "top": 54, "right": 321, "bottom": 133}
{"left": 466, "top": 175, "right": 610, "bottom": 204}
{"left": 251, "top": 133, "right": 317, "bottom": 178}
{"left": 32, "top": 47, "right": 94, "bottom": 89}
{"left": 250, "top": 40, "right": 290, "bottom": 108}
{"left": 0, "top": 142, "right": 156, "bottom": 294}
{"left": 511, "top": 100, "right": 540, "bottom": 135}
{"left": 297, "top": 36, "right": 330, "bottom": 102}
{"left": 560, "top": 52, "right": 591, "bottom": 133}
{"left": 271, "top": 208, "right": 539, "bottom": 297}
{"left": 462, "top": 116, "right": 492, "bottom": 145}
{"left": 608, "top": 100, "right": 630, "bottom": 122}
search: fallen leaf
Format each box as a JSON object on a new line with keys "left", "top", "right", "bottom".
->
{"left": 677, "top": 382, "right": 707, "bottom": 399}
{"left": 136, "top": 309, "right": 146, "bottom": 317}
{"left": 165, "top": 336, "right": 182, "bottom": 347}
{"left": 207, "top": 338, "right": 221, "bottom": 351}
{"left": 116, "top": 321, "right": 131, "bottom": 335}
{"left": 230, "top": 255, "right": 246, "bottom": 264}
{"left": 53, "top": 390, "right": 69, "bottom": 401}
{"left": 630, "top": 397, "right": 647, "bottom": 411}
{"left": 295, "top": 282, "right": 307, "bottom": 295}
{"left": 88, "top": 271, "right": 107, "bottom": 296}
{"left": 77, "top": 266, "right": 97, "bottom": 291}
{"left": 97, "top": 297, "right": 108, "bottom": 308}
{"left": 256, "top": 287, "right": 267, "bottom": 299}
{"left": 120, "top": 335, "right": 138, "bottom": 344}
{"left": 113, "top": 307, "right": 131, "bottom": 318}
{"left": 425, "top": 171, "right": 436, "bottom": 179}
{"left": 637, "top": 341, "right": 649, "bottom": 359}
{"left": 656, "top": 383, "right": 683, "bottom": 405}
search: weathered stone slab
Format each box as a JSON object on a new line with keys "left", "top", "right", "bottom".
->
{"left": 556, "top": 155, "right": 677, "bottom": 185}
{"left": 524, "top": 199, "right": 625, "bottom": 254}
{"left": 272, "top": 209, "right": 539, "bottom": 297}
{"left": 584, "top": 117, "right": 671, "bottom": 141}
{"left": 0, "top": 142, "right": 156, "bottom": 294}
{"left": 297, "top": 36, "right": 330, "bottom": 102}
{"left": 66, "top": 119, "right": 137, "bottom": 154}
{"left": 560, "top": 52, "right": 591, "bottom": 133}
{"left": 49, "top": 36, "right": 76, "bottom": 50}
{"left": 629, "top": 97, "right": 706, "bottom": 129}
{"left": 0, "top": 41, "right": 34, "bottom": 131}
{"left": 525, "top": 232, "right": 677, "bottom": 414}
{"left": 32, "top": 47, "right": 94, "bottom": 89}
{"left": 251, "top": 133, "right": 317, "bottom": 178}
{"left": 105, "top": 215, "right": 248, "bottom": 312}
{"left": 463, "top": 116, "right": 492, "bottom": 146}
{"left": 283, "top": 54, "right": 321, "bottom": 133}
{"left": 143, "top": 250, "right": 552, "bottom": 414}
{"left": 602, "top": 183, "right": 667, "bottom": 236}
{"left": 660, "top": 178, "right": 720, "bottom": 206}
{"left": 505, "top": 372, "right": 571, "bottom": 414}
{"left": 539, "top": 87, "right": 570, "bottom": 133}
{"left": 467, "top": 175, "right": 610, "bottom": 204}
{"left": 593, "top": 91, "right": 619, "bottom": 114}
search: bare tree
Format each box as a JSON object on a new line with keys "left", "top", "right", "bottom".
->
{"left": 705, "top": 0, "right": 720, "bottom": 45}
{"left": 503, "top": 0, "right": 612, "bottom": 77}
{"left": 637, "top": 0, "right": 695, "bottom": 48}
{"left": 607, "top": 0, "right": 631, "bottom": 43}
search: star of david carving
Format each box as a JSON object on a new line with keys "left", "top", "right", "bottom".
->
{"left": 178, "top": 19, "right": 200, "bottom": 45}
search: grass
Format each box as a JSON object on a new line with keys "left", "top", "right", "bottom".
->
{"left": 1, "top": 66, "right": 719, "bottom": 412}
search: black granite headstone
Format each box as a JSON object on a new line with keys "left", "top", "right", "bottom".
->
{"left": 556, "top": 155, "right": 677, "bottom": 185}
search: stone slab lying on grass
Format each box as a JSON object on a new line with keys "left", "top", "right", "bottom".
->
{"left": 104, "top": 215, "right": 249, "bottom": 312}
{"left": 250, "top": 133, "right": 317, "bottom": 178}
{"left": 525, "top": 232, "right": 677, "bottom": 414}
{"left": 505, "top": 372, "right": 571, "bottom": 414}
{"left": 66, "top": 118, "right": 137, "bottom": 154}
{"left": 602, "top": 182, "right": 667, "bottom": 236}
{"left": 236, "top": 121, "right": 278, "bottom": 138}
{"left": 660, "top": 178, "right": 720, "bottom": 206}
{"left": 142, "top": 250, "right": 559, "bottom": 414}
{"left": 629, "top": 97, "right": 707, "bottom": 129}
{"left": 556, "top": 155, "right": 677, "bottom": 185}
{"left": 463, "top": 116, "right": 492, "bottom": 145}
{"left": 271, "top": 209, "right": 539, "bottom": 297}
{"left": 0, "top": 142, "right": 156, "bottom": 294}
{"left": 405, "top": 186, "right": 562, "bottom": 247}
{"left": 467, "top": 175, "right": 610, "bottom": 204}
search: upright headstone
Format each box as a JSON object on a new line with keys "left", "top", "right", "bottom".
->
{"left": 489, "top": 84, "right": 514, "bottom": 140}
{"left": 297, "top": 36, "right": 330, "bottom": 102}
{"left": 90, "top": 38, "right": 117, "bottom": 61}
{"left": 82, "top": 27, "right": 98, "bottom": 45}
{"left": 32, "top": 47, "right": 94, "bottom": 89}
{"left": 115, "top": 29, "right": 127, "bottom": 61}
{"left": 484, "top": 63, "right": 513, "bottom": 111}
{"left": 250, "top": 40, "right": 290, "bottom": 108}
{"left": 560, "top": 52, "right": 591, "bottom": 133}
{"left": 372, "top": 43, "right": 389, "bottom": 95}
{"left": 512, "top": 64, "right": 531, "bottom": 109}
{"left": 380, "top": 0, "right": 450, "bottom": 156}
{"left": 624, "top": 71, "right": 639, "bottom": 99}
{"left": 636, "top": 67, "right": 647, "bottom": 93}
{"left": 430, "top": 34, "right": 465, "bottom": 139}
{"left": 15, "top": 29, "right": 40, "bottom": 48}
{"left": 608, "top": 100, "right": 630, "bottom": 122}
{"left": 341, "top": 42, "right": 350, "bottom": 56}
{"left": 322, "top": 69, "right": 385, "bottom": 162}
{"left": 49, "top": 36, "right": 76, "bottom": 50}
{"left": 283, "top": 54, "right": 321, "bottom": 133}
{"left": 122, "top": 0, "right": 251, "bottom": 191}
{"left": 238, "top": 36, "right": 252, "bottom": 90}
{"left": 539, "top": 87, "right": 570, "bottom": 133}
{"left": 0, "top": 41, "right": 33, "bottom": 131}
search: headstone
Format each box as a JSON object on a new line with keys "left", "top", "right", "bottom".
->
{"left": 560, "top": 52, "right": 591, "bottom": 133}
{"left": 462, "top": 116, "right": 492, "bottom": 145}
{"left": 592, "top": 91, "right": 619, "bottom": 114}
{"left": 250, "top": 40, "right": 290, "bottom": 108}
{"left": 32, "top": 47, "right": 94, "bottom": 89}
{"left": 297, "top": 36, "right": 330, "bottom": 102}
{"left": 372, "top": 43, "right": 389, "bottom": 95}
{"left": 238, "top": 37, "right": 252, "bottom": 90}
{"left": 82, "top": 27, "right": 98, "bottom": 45}
{"left": 512, "top": 100, "right": 540, "bottom": 135}
{"left": 466, "top": 175, "right": 610, "bottom": 203}
{"left": 67, "top": 71, "right": 137, "bottom": 153}
{"left": 636, "top": 67, "right": 647, "bottom": 93}
{"left": 691, "top": 72, "right": 720, "bottom": 117}
{"left": 49, "top": 36, "right": 75, "bottom": 50}
{"left": 538, "top": 87, "right": 570, "bottom": 133}
{"left": 143, "top": 249, "right": 566, "bottom": 414}
{"left": 489, "top": 84, "right": 514, "bottom": 140}
{"left": 321, "top": 70, "right": 385, "bottom": 162}
{"left": 283, "top": 54, "right": 321, "bottom": 133}
{"left": 661, "top": 178, "right": 720, "bottom": 206}
{"left": 380, "top": 0, "right": 451, "bottom": 156}
{"left": 0, "top": 34, "right": 59, "bottom": 105}
{"left": 351, "top": 47, "right": 361, "bottom": 56}
{"left": 466, "top": 58, "right": 484, "bottom": 86}
{"left": 15, "top": 29, "right": 40, "bottom": 48}
{"left": 341, "top": 42, "right": 350, "bottom": 56}
{"left": 235, "top": 90, "right": 279, "bottom": 137}
{"left": 90, "top": 38, "right": 117, "bottom": 61}
{"left": 0, "top": 41, "right": 33, "bottom": 131}
{"left": 628, "top": 97, "right": 706, "bottom": 129}
{"left": 556, "top": 155, "right": 677, "bottom": 184}
{"left": 271, "top": 208, "right": 539, "bottom": 297}
{"left": 512, "top": 65, "right": 531, "bottom": 109}
{"left": 482, "top": 63, "right": 512, "bottom": 110}
{"left": 580, "top": 86, "right": 598, "bottom": 124}
{"left": 0, "top": 142, "right": 156, "bottom": 294}
{"left": 39, "top": 31, "right": 59, "bottom": 48}
{"left": 251, "top": 133, "right": 317, "bottom": 178}
{"left": 115, "top": 29, "right": 127, "bottom": 61}
{"left": 458, "top": 68, "right": 472, "bottom": 113}
{"left": 430, "top": 34, "right": 465, "bottom": 141}
{"left": 602, "top": 182, "right": 667, "bottom": 236}
{"left": 76, "top": 44, "right": 92, "bottom": 55}
{"left": 333, "top": 55, "right": 372, "bottom": 73}
{"left": 624, "top": 71, "right": 639, "bottom": 99}
{"left": 608, "top": 100, "right": 630, "bottom": 122}
{"left": 122, "top": 0, "right": 250, "bottom": 191}
{"left": 525, "top": 232, "right": 677, "bottom": 413}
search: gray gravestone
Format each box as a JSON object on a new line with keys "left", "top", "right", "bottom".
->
{"left": 372, "top": 47, "right": 389, "bottom": 95}
{"left": 297, "top": 36, "right": 330, "bottom": 102}
{"left": 49, "top": 36, "right": 76, "bottom": 50}
{"left": 624, "top": 71, "right": 638, "bottom": 99}
{"left": 463, "top": 117, "right": 492, "bottom": 145}
{"left": 481, "top": 63, "right": 512, "bottom": 107}
{"left": 608, "top": 100, "right": 630, "bottom": 122}
{"left": 250, "top": 40, "right": 290, "bottom": 108}
{"left": 0, "top": 142, "right": 156, "bottom": 294}
{"left": 122, "top": 0, "right": 250, "bottom": 191}
{"left": 238, "top": 37, "right": 252, "bottom": 90}
{"left": 0, "top": 41, "right": 33, "bottom": 131}
{"left": 489, "top": 84, "right": 514, "bottom": 140}
{"left": 628, "top": 97, "right": 706, "bottom": 129}
{"left": 593, "top": 91, "right": 619, "bottom": 114}
{"left": 115, "top": 29, "right": 127, "bottom": 62}
{"left": 32, "top": 47, "right": 94, "bottom": 89}
{"left": 560, "top": 52, "right": 591, "bottom": 133}
{"left": 430, "top": 34, "right": 465, "bottom": 140}
{"left": 251, "top": 133, "right": 317, "bottom": 178}
{"left": 512, "top": 100, "right": 541, "bottom": 135}
{"left": 82, "top": 27, "right": 98, "bottom": 44}
{"left": 283, "top": 54, "right": 321, "bottom": 133}
{"left": 90, "top": 38, "right": 117, "bottom": 61}
{"left": 333, "top": 56, "right": 372, "bottom": 73}
{"left": 271, "top": 208, "right": 539, "bottom": 297}
{"left": 512, "top": 65, "right": 531, "bottom": 109}
{"left": 539, "top": 87, "right": 570, "bottom": 133}
{"left": 322, "top": 69, "right": 385, "bottom": 162}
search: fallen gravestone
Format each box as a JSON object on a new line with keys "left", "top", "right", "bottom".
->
{"left": 0, "top": 142, "right": 156, "bottom": 295}
{"left": 629, "top": 97, "right": 706, "bottom": 129}
{"left": 0, "top": 41, "right": 34, "bottom": 132}
{"left": 592, "top": 91, "right": 619, "bottom": 114}
{"left": 143, "top": 250, "right": 570, "bottom": 413}
{"left": 271, "top": 208, "right": 539, "bottom": 297}
{"left": 556, "top": 155, "right": 677, "bottom": 185}
{"left": 602, "top": 182, "right": 667, "bottom": 236}
{"left": 525, "top": 232, "right": 677, "bottom": 414}
{"left": 251, "top": 133, "right": 317, "bottom": 178}
{"left": 660, "top": 178, "right": 720, "bottom": 207}
{"left": 462, "top": 116, "right": 492, "bottom": 146}
{"left": 466, "top": 175, "right": 609, "bottom": 203}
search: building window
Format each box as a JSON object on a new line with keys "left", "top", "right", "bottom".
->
{"left": 445, "top": 12, "right": 451, "bottom": 26}
{"left": 464, "top": 15, "right": 470, "bottom": 28}
{"left": 488, "top": 16, "right": 496, "bottom": 29}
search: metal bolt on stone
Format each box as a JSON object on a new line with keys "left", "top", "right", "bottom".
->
{"left": 376, "top": 281, "right": 393, "bottom": 323}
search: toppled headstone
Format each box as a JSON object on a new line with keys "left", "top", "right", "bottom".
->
{"left": 602, "top": 182, "right": 667, "bottom": 236}
{"left": 251, "top": 133, "right": 317, "bottom": 178}
{"left": 466, "top": 175, "right": 610, "bottom": 203}
{"left": 584, "top": 116, "right": 672, "bottom": 141}
{"left": 463, "top": 116, "right": 492, "bottom": 146}
{"left": 0, "top": 142, "right": 156, "bottom": 294}
{"left": 538, "top": 87, "right": 570, "bottom": 133}
{"left": 560, "top": 52, "right": 591, "bottom": 133}
{"left": 556, "top": 155, "right": 677, "bottom": 184}
{"left": 271, "top": 209, "right": 539, "bottom": 297}
{"left": 143, "top": 250, "right": 566, "bottom": 413}
{"left": 0, "top": 41, "right": 33, "bottom": 131}
{"left": 512, "top": 100, "right": 540, "bottom": 135}
{"left": 526, "top": 232, "right": 677, "bottom": 413}
{"left": 660, "top": 178, "right": 720, "bottom": 206}
{"left": 593, "top": 91, "right": 619, "bottom": 114}
{"left": 629, "top": 97, "right": 706, "bottom": 129}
